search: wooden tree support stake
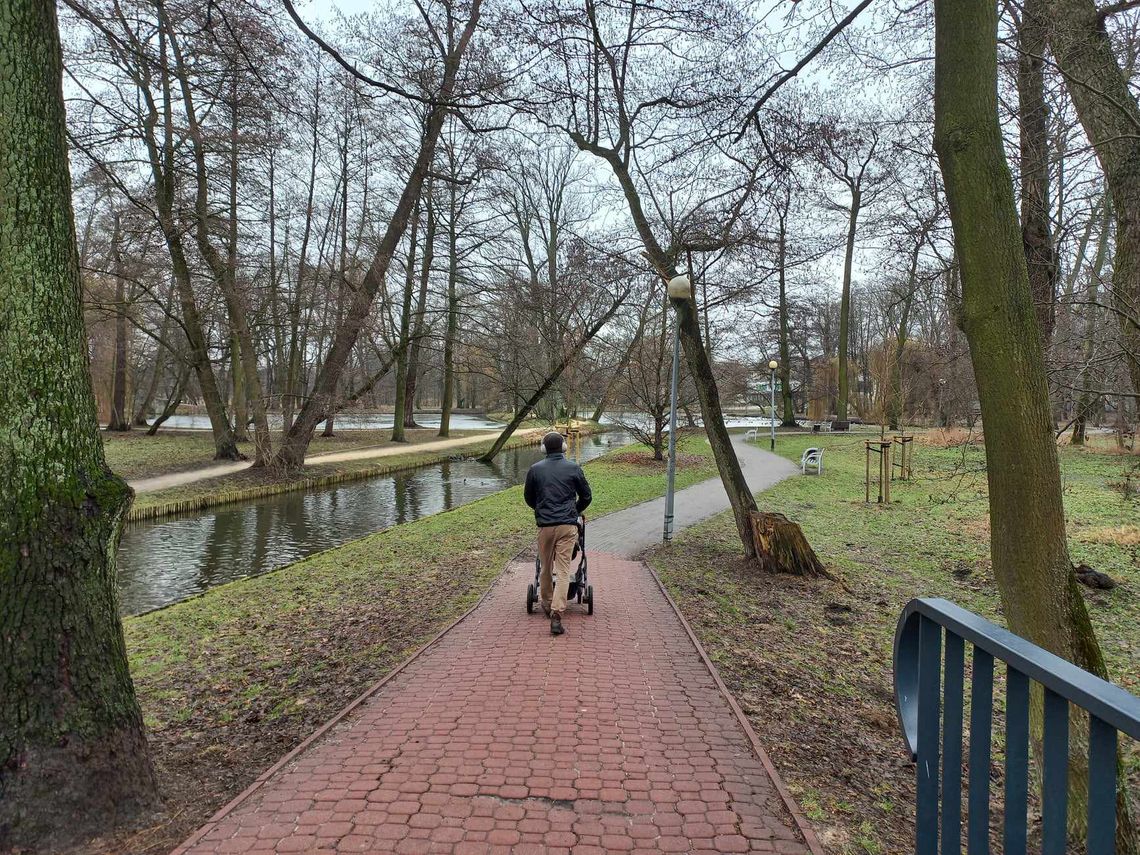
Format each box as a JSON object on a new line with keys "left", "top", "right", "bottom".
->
{"left": 750, "top": 512, "right": 830, "bottom": 577}
{"left": 892, "top": 432, "right": 914, "bottom": 481}
{"left": 865, "top": 439, "right": 892, "bottom": 503}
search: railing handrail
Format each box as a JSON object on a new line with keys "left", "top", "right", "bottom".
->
{"left": 894, "top": 597, "right": 1140, "bottom": 757}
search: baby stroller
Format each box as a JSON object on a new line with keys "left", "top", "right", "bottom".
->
{"left": 526, "top": 516, "right": 594, "bottom": 615}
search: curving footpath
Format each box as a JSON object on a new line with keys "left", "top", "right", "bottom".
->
{"left": 128, "top": 430, "right": 537, "bottom": 494}
{"left": 173, "top": 442, "right": 816, "bottom": 855}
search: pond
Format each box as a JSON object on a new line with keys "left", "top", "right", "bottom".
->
{"left": 118, "top": 431, "right": 633, "bottom": 616}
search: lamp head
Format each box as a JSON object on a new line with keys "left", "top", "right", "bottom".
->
{"left": 666, "top": 274, "right": 691, "bottom": 299}
{"left": 768, "top": 360, "right": 778, "bottom": 370}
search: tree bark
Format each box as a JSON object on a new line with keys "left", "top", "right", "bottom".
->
{"left": 132, "top": 276, "right": 177, "bottom": 427}
{"left": 230, "top": 331, "right": 249, "bottom": 441}
{"left": 405, "top": 180, "right": 436, "bottom": 430}
{"left": 274, "top": 6, "right": 483, "bottom": 467}
{"left": 835, "top": 187, "right": 860, "bottom": 429}
{"left": 164, "top": 12, "right": 271, "bottom": 464}
{"left": 1073, "top": 201, "right": 1113, "bottom": 445}
{"left": 0, "top": 1, "right": 157, "bottom": 845}
{"left": 439, "top": 179, "right": 460, "bottom": 437}
{"left": 391, "top": 197, "right": 421, "bottom": 443}
{"left": 933, "top": 0, "right": 1136, "bottom": 847}
{"left": 888, "top": 241, "right": 921, "bottom": 431}
{"left": 1045, "top": 0, "right": 1140, "bottom": 400}
{"left": 751, "top": 513, "right": 828, "bottom": 576}
{"left": 776, "top": 205, "right": 797, "bottom": 426}
{"left": 672, "top": 293, "right": 759, "bottom": 558}
{"left": 284, "top": 70, "right": 322, "bottom": 435}
{"left": 1018, "top": 0, "right": 1059, "bottom": 345}
{"left": 107, "top": 210, "right": 130, "bottom": 431}
{"left": 144, "top": 23, "right": 240, "bottom": 460}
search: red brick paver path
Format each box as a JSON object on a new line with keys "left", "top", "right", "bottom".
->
{"left": 174, "top": 553, "right": 814, "bottom": 854}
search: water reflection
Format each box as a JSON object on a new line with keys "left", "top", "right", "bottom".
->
{"left": 118, "top": 432, "right": 632, "bottom": 616}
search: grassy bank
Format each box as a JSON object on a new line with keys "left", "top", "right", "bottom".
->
{"left": 89, "top": 436, "right": 716, "bottom": 855}
{"left": 125, "top": 430, "right": 529, "bottom": 522}
{"left": 104, "top": 428, "right": 483, "bottom": 481}
{"left": 648, "top": 432, "right": 1139, "bottom": 855}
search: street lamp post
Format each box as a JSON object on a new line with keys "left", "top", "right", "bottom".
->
{"left": 768, "top": 360, "right": 778, "bottom": 451}
{"left": 938, "top": 377, "right": 947, "bottom": 427}
{"left": 663, "top": 273, "right": 690, "bottom": 544}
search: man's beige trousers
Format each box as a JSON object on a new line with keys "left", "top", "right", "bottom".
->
{"left": 537, "top": 524, "right": 578, "bottom": 615}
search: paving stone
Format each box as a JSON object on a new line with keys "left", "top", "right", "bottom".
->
{"left": 173, "top": 546, "right": 809, "bottom": 854}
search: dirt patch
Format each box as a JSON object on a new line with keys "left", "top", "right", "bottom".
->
{"left": 915, "top": 427, "right": 984, "bottom": 448}
{"left": 651, "top": 541, "right": 1039, "bottom": 854}
{"left": 609, "top": 450, "right": 705, "bottom": 467}
{"left": 1077, "top": 524, "right": 1140, "bottom": 546}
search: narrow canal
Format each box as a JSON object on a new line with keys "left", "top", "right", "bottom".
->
{"left": 118, "top": 431, "right": 633, "bottom": 616}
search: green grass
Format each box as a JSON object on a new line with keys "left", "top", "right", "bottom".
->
{"left": 649, "top": 432, "right": 1140, "bottom": 855}
{"left": 117, "top": 435, "right": 716, "bottom": 854}
{"left": 102, "top": 428, "right": 485, "bottom": 481}
{"left": 124, "top": 430, "right": 526, "bottom": 520}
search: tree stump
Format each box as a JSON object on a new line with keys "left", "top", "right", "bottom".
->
{"left": 750, "top": 511, "right": 830, "bottom": 577}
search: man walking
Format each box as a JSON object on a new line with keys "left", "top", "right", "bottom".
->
{"left": 524, "top": 431, "right": 593, "bottom": 635}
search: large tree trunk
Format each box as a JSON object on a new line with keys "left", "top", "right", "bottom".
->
{"left": 0, "top": 1, "right": 157, "bottom": 846}
{"left": 933, "top": 1, "right": 1136, "bottom": 848}
{"left": 1046, "top": 0, "right": 1140, "bottom": 400}
{"left": 672, "top": 293, "right": 759, "bottom": 559}
{"left": 439, "top": 182, "right": 460, "bottom": 438}
{"left": 107, "top": 211, "right": 131, "bottom": 431}
{"left": 776, "top": 205, "right": 797, "bottom": 426}
{"left": 404, "top": 181, "right": 435, "bottom": 430}
{"left": 230, "top": 331, "right": 249, "bottom": 441}
{"left": 146, "top": 367, "right": 188, "bottom": 436}
{"left": 1073, "top": 201, "right": 1113, "bottom": 445}
{"left": 835, "top": 189, "right": 860, "bottom": 429}
{"left": 145, "top": 24, "right": 240, "bottom": 460}
{"left": 1018, "top": 0, "right": 1059, "bottom": 345}
{"left": 888, "top": 242, "right": 921, "bottom": 432}
{"left": 274, "top": 8, "right": 482, "bottom": 467}
{"left": 132, "top": 276, "right": 177, "bottom": 427}
{"left": 165, "top": 17, "right": 271, "bottom": 464}
{"left": 391, "top": 197, "right": 421, "bottom": 443}
{"left": 568, "top": 126, "right": 800, "bottom": 560}
{"left": 750, "top": 513, "right": 827, "bottom": 577}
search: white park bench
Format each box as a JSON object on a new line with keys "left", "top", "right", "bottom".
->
{"left": 743, "top": 428, "right": 760, "bottom": 441}
{"left": 801, "top": 447, "right": 823, "bottom": 475}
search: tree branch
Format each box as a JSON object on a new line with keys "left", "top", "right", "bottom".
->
{"left": 734, "top": 0, "right": 875, "bottom": 142}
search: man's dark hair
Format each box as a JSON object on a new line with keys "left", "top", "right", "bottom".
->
{"left": 543, "top": 432, "right": 566, "bottom": 454}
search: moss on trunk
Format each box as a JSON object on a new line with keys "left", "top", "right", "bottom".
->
{"left": 934, "top": 0, "right": 1136, "bottom": 847}
{"left": 0, "top": 0, "right": 157, "bottom": 846}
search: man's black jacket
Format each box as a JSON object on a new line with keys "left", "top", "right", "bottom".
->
{"left": 523, "top": 451, "right": 592, "bottom": 527}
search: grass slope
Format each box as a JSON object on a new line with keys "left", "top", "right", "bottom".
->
{"left": 103, "top": 428, "right": 481, "bottom": 481}
{"left": 88, "top": 437, "right": 716, "bottom": 855}
{"left": 649, "top": 432, "right": 1139, "bottom": 855}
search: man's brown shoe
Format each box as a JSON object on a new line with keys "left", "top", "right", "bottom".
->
{"left": 550, "top": 613, "right": 564, "bottom": 636}
{"left": 541, "top": 602, "right": 551, "bottom": 618}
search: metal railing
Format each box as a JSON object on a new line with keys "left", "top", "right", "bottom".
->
{"left": 893, "top": 597, "right": 1140, "bottom": 855}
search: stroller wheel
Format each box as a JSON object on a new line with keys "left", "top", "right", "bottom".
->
{"left": 526, "top": 583, "right": 536, "bottom": 614}
{"left": 586, "top": 585, "right": 594, "bottom": 615}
